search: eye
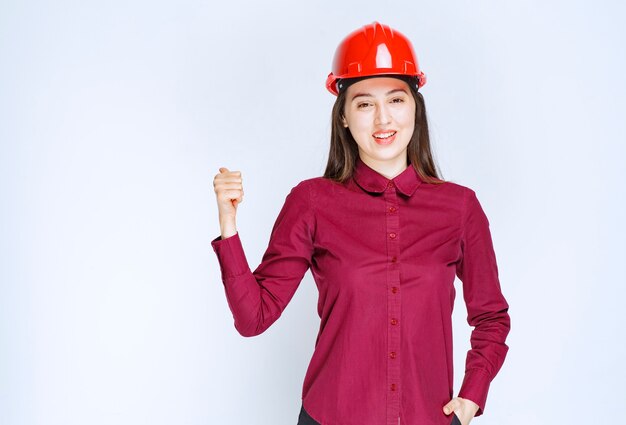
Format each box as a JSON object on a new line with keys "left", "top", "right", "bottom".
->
{"left": 391, "top": 97, "right": 405, "bottom": 103}
{"left": 357, "top": 102, "right": 372, "bottom": 109}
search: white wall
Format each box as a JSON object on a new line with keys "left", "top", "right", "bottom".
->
{"left": 1, "top": 1, "right": 624, "bottom": 424}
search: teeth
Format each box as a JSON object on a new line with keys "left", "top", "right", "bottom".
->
{"left": 374, "top": 131, "right": 396, "bottom": 139}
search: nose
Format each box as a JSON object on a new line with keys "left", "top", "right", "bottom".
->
{"left": 375, "top": 103, "right": 391, "bottom": 125}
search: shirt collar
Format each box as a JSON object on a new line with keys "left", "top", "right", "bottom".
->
{"left": 352, "top": 156, "right": 423, "bottom": 197}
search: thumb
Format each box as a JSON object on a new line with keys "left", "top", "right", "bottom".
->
{"left": 219, "top": 167, "right": 230, "bottom": 173}
{"left": 443, "top": 399, "right": 458, "bottom": 415}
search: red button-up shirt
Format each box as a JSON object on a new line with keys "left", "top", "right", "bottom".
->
{"left": 211, "top": 156, "right": 511, "bottom": 425}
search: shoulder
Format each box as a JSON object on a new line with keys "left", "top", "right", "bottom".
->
{"left": 294, "top": 176, "right": 345, "bottom": 197}
{"left": 440, "top": 181, "right": 494, "bottom": 229}
{"left": 424, "top": 180, "right": 489, "bottom": 228}
{"left": 284, "top": 177, "right": 328, "bottom": 205}
{"left": 289, "top": 177, "right": 321, "bottom": 195}
{"left": 284, "top": 179, "right": 313, "bottom": 202}
{"left": 428, "top": 179, "right": 476, "bottom": 197}
{"left": 299, "top": 176, "right": 337, "bottom": 187}
{"left": 419, "top": 179, "right": 478, "bottom": 208}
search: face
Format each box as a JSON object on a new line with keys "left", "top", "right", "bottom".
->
{"left": 342, "top": 77, "right": 416, "bottom": 170}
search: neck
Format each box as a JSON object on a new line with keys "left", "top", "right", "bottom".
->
{"left": 360, "top": 155, "right": 408, "bottom": 179}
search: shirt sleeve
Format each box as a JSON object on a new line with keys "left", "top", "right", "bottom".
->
{"left": 210, "top": 180, "right": 315, "bottom": 337}
{"left": 455, "top": 188, "right": 511, "bottom": 417}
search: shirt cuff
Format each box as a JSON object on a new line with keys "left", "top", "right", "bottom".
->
{"left": 457, "top": 368, "right": 491, "bottom": 417}
{"left": 211, "top": 232, "right": 251, "bottom": 279}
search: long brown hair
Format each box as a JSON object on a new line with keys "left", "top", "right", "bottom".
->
{"left": 323, "top": 76, "right": 445, "bottom": 185}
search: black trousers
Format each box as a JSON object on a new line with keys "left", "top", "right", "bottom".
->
{"left": 297, "top": 404, "right": 320, "bottom": 425}
{"left": 297, "top": 404, "right": 463, "bottom": 425}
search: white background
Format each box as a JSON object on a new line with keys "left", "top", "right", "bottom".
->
{"left": 1, "top": 1, "right": 624, "bottom": 424}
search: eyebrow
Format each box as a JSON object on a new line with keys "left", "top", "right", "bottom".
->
{"left": 350, "top": 88, "right": 408, "bottom": 102}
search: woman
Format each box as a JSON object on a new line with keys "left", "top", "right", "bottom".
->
{"left": 211, "top": 21, "right": 510, "bottom": 425}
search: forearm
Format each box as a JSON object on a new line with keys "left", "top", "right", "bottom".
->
{"left": 212, "top": 232, "right": 283, "bottom": 337}
{"left": 219, "top": 213, "right": 237, "bottom": 239}
{"left": 211, "top": 181, "right": 315, "bottom": 338}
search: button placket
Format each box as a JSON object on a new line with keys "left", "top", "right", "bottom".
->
{"left": 384, "top": 181, "right": 401, "bottom": 425}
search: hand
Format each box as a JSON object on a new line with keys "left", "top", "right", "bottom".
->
{"left": 443, "top": 397, "right": 479, "bottom": 425}
{"left": 213, "top": 167, "right": 244, "bottom": 238}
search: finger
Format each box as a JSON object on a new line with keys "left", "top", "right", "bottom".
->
{"left": 215, "top": 186, "right": 243, "bottom": 197}
{"left": 221, "top": 189, "right": 243, "bottom": 199}
{"left": 218, "top": 190, "right": 243, "bottom": 203}
{"left": 214, "top": 175, "right": 243, "bottom": 187}
{"left": 217, "top": 182, "right": 243, "bottom": 189}
{"left": 216, "top": 170, "right": 242, "bottom": 180}
{"left": 219, "top": 169, "right": 241, "bottom": 177}
{"left": 443, "top": 399, "right": 459, "bottom": 415}
{"left": 232, "top": 195, "right": 243, "bottom": 205}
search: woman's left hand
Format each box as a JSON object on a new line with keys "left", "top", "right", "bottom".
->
{"left": 442, "top": 397, "right": 480, "bottom": 425}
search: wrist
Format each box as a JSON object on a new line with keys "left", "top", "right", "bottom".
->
{"left": 219, "top": 217, "right": 237, "bottom": 239}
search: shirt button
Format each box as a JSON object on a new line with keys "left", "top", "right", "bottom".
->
{"left": 390, "top": 318, "right": 398, "bottom": 325}
{"left": 389, "top": 351, "right": 397, "bottom": 359}
{"left": 389, "top": 232, "right": 397, "bottom": 239}
{"left": 390, "top": 383, "right": 397, "bottom": 391}
{"left": 391, "top": 286, "right": 398, "bottom": 294}
{"left": 391, "top": 256, "right": 397, "bottom": 263}
{"left": 387, "top": 181, "right": 394, "bottom": 188}
{"left": 388, "top": 206, "right": 397, "bottom": 213}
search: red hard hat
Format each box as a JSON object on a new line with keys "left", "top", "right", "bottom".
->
{"left": 325, "top": 21, "right": 427, "bottom": 96}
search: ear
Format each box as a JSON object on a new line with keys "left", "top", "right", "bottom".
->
{"left": 341, "top": 116, "right": 348, "bottom": 128}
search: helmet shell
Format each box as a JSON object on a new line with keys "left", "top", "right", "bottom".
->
{"left": 326, "top": 21, "right": 427, "bottom": 96}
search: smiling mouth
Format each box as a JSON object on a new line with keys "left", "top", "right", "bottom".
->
{"left": 373, "top": 131, "right": 397, "bottom": 140}
{"left": 372, "top": 131, "right": 397, "bottom": 145}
